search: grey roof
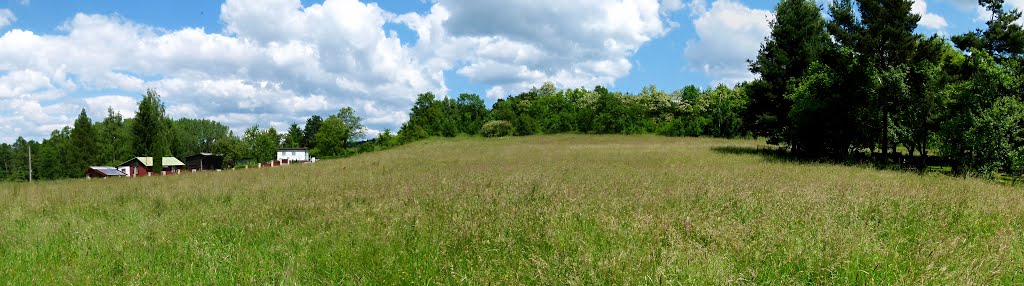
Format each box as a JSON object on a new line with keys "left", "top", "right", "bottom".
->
{"left": 89, "top": 166, "right": 126, "bottom": 176}
{"left": 187, "top": 153, "right": 223, "bottom": 158}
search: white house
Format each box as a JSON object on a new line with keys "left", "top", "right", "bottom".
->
{"left": 277, "top": 148, "right": 311, "bottom": 162}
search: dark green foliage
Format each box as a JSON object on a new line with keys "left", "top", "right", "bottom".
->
{"left": 37, "top": 129, "right": 74, "bottom": 180}
{"left": 315, "top": 118, "right": 349, "bottom": 157}
{"left": 284, "top": 123, "right": 303, "bottom": 148}
{"left": 0, "top": 137, "right": 32, "bottom": 181}
{"left": 471, "top": 84, "right": 737, "bottom": 138}
{"left": 211, "top": 131, "right": 246, "bottom": 167}
{"left": 373, "top": 129, "right": 399, "bottom": 150}
{"left": 0, "top": 143, "right": 14, "bottom": 180}
{"left": 96, "top": 108, "right": 133, "bottom": 166}
{"left": 827, "top": 0, "right": 923, "bottom": 157}
{"left": 785, "top": 52, "right": 870, "bottom": 157}
{"left": 896, "top": 36, "right": 953, "bottom": 159}
{"left": 737, "top": 0, "right": 1024, "bottom": 178}
{"left": 952, "top": 0, "right": 1024, "bottom": 59}
{"left": 706, "top": 85, "right": 750, "bottom": 138}
{"left": 590, "top": 86, "right": 631, "bottom": 134}
{"left": 314, "top": 107, "right": 364, "bottom": 157}
{"left": 489, "top": 96, "right": 539, "bottom": 136}
{"left": 939, "top": 50, "right": 1024, "bottom": 175}
{"left": 302, "top": 115, "right": 323, "bottom": 150}
{"left": 70, "top": 109, "right": 97, "bottom": 176}
{"left": 243, "top": 126, "right": 280, "bottom": 163}
{"left": 403, "top": 92, "right": 488, "bottom": 138}
{"left": 456, "top": 93, "right": 488, "bottom": 134}
{"left": 481, "top": 120, "right": 515, "bottom": 137}
{"left": 748, "top": 0, "right": 829, "bottom": 142}
{"left": 397, "top": 121, "right": 429, "bottom": 144}
{"left": 134, "top": 89, "right": 169, "bottom": 173}
{"left": 662, "top": 85, "right": 712, "bottom": 137}
{"left": 172, "top": 118, "right": 231, "bottom": 157}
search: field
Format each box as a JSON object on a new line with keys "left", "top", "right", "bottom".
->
{"left": 1, "top": 135, "right": 1022, "bottom": 284}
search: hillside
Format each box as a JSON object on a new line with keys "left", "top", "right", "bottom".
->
{"left": 0, "top": 135, "right": 1021, "bottom": 284}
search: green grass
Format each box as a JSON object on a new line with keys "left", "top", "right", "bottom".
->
{"left": 1, "top": 135, "right": 1022, "bottom": 284}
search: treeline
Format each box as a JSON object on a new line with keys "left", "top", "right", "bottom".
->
{"left": 394, "top": 83, "right": 749, "bottom": 142}
{"left": 0, "top": 81, "right": 750, "bottom": 181}
{"left": 0, "top": 90, "right": 370, "bottom": 181}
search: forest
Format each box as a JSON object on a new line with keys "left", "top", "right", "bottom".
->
{"left": 1, "top": 0, "right": 1023, "bottom": 181}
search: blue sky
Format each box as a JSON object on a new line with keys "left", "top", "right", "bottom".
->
{"left": 0, "top": 0, "right": 999, "bottom": 143}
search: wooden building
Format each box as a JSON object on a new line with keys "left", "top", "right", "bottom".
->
{"left": 185, "top": 153, "right": 224, "bottom": 170}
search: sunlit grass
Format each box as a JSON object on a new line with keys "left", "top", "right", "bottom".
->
{"left": 1, "top": 135, "right": 1021, "bottom": 284}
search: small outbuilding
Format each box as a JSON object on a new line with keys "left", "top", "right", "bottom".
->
{"left": 85, "top": 166, "right": 126, "bottom": 178}
{"left": 185, "top": 153, "right": 224, "bottom": 170}
{"left": 277, "top": 148, "right": 311, "bottom": 162}
{"left": 118, "top": 157, "right": 186, "bottom": 176}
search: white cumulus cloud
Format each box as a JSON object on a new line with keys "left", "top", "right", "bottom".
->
{"left": 913, "top": 0, "right": 949, "bottom": 30}
{"left": 400, "top": 0, "right": 672, "bottom": 98}
{"left": 683, "top": 0, "right": 773, "bottom": 84}
{"left": 0, "top": 1, "right": 448, "bottom": 142}
{"left": 0, "top": 0, "right": 683, "bottom": 143}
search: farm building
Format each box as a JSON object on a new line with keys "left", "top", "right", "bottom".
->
{"left": 185, "top": 153, "right": 224, "bottom": 170}
{"left": 84, "top": 166, "right": 126, "bottom": 178}
{"left": 118, "top": 157, "right": 186, "bottom": 176}
{"left": 277, "top": 148, "right": 311, "bottom": 162}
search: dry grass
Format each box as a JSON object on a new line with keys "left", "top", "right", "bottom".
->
{"left": 0, "top": 134, "right": 1022, "bottom": 284}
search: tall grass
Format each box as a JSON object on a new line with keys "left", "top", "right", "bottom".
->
{"left": 0, "top": 135, "right": 1021, "bottom": 284}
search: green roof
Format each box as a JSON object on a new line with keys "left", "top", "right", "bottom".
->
{"left": 120, "top": 157, "right": 185, "bottom": 167}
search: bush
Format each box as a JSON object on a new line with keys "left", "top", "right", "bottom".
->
{"left": 481, "top": 120, "right": 515, "bottom": 137}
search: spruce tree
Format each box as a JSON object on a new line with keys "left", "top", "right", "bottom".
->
{"left": 70, "top": 108, "right": 97, "bottom": 176}
{"left": 133, "top": 89, "right": 167, "bottom": 173}
{"left": 302, "top": 115, "right": 323, "bottom": 149}
{"left": 747, "top": 0, "right": 829, "bottom": 144}
{"left": 284, "top": 123, "right": 303, "bottom": 148}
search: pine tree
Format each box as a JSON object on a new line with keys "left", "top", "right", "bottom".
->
{"left": 853, "top": 0, "right": 922, "bottom": 157}
{"left": 97, "top": 108, "right": 131, "bottom": 165}
{"left": 284, "top": 123, "right": 303, "bottom": 148}
{"left": 134, "top": 89, "right": 167, "bottom": 173}
{"left": 264, "top": 127, "right": 281, "bottom": 161}
{"left": 952, "top": 0, "right": 1024, "bottom": 60}
{"left": 747, "top": 0, "right": 829, "bottom": 144}
{"left": 302, "top": 115, "right": 323, "bottom": 149}
{"left": 70, "top": 108, "right": 97, "bottom": 176}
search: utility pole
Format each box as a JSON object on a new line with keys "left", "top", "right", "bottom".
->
{"left": 27, "top": 143, "right": 32, "bottom": 183}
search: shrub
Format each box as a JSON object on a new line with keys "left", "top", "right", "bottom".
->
{"left": 481, "top": 120, "right": 515, "bottom": 137}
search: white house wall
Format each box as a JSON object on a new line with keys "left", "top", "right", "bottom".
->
{"left": 276, "top": 151, "right": 309, "bottom": 162}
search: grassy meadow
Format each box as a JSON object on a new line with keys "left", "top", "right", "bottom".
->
{"left": 1, "top": 135, "right": 1022, "bottom": 284}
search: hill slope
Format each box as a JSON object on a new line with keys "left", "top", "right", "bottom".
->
{"left": 1, "top": 135, "right": 1022, "bottom": 284}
